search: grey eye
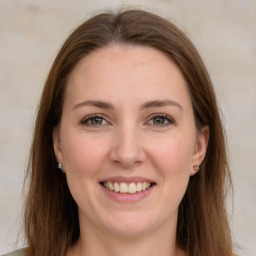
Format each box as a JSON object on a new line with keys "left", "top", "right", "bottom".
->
{"left": 152, "top": 116, "right": 168, "bottom": 125}
{"left": 148, "top": 114, "right": 174, "bottom": 126}
{"left": 90, "top": 117, "right": 104, "bottom": 125}
{"left": 81, "top": 115, "right": 108, "bottom": 126}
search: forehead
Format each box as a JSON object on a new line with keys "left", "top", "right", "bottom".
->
{"left": 65, "top": 44, "right": 191, "bottom": 108}
{"left": 69, "top": 44, "right": 183, "bottom": 81}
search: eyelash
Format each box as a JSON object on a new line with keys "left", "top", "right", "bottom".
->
{"left": 146, "top": 114, "right": 174, "bottom": 126}
{"left": 80, "top": 113, "right": 175, "bottom": 127}
{"left": 81, "top": 114, "right": 109, "bottom": 126}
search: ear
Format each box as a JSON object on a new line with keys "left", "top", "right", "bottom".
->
{"left": 191, "top": 125, "right": 209, "bottom": 176}
{"left": 52, "top": 126, "right": 64, "bottom": 165}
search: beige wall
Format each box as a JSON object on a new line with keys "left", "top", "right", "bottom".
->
{"left": 0, "top": 0, "right": 255, "bottom": 255}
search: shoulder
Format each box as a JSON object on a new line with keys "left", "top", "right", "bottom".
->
{"left": 1, "top": 249, "right": 25, "bottom": 256}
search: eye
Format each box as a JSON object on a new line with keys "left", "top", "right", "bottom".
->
{"left": 81, "top": 114, "right": 109, "bottom": 126}
{"left": 147, "top": 114, "right": 174, "bottom": 126}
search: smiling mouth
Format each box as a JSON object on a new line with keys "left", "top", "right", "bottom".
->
{"left": 101, "top": 181, "right": 155, "bottom": 194}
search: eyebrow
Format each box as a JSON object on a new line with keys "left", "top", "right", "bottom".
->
{"left": 140, "top": 100, "right": 183, "bottom": 110}
{"left": 72, "top": 99, "right": 183, "bottom": 111}
{"left": 73, "top": 100, "right": 114, "bottom": 111}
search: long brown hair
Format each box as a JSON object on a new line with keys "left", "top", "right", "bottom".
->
{"left": 24, "top": 9, "right": 233, "bottom": 256}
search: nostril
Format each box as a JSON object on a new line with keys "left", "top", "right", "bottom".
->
{"left": 109, "top": 139, "right": 146, "bottom": 167}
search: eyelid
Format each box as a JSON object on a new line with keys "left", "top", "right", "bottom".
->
{"left": 146, "top": 113, "right": 175, "bottom": 126}
{"left": 80, "top": 113, "right": 110, "bottom": 126}
{"left": 80, "top": 113, "right": 174, "bottom": 127}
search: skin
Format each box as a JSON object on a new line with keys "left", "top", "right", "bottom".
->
{"left": 53, "top": 45, "right": 209, "bottom": 256}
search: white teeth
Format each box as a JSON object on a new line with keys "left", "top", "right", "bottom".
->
{"left": 114, "top": 182, "right": 120, "bottom": 192}
{"left": 103, "top": 181, "right": 152, "bottom": 194}
{"left": 128, "top": 183, "right": 137, "bottom": 194}
{"left": 120, "top": 183, "right": 128, "bottom": 193}
{"left": 108, "top": 182, "right": 114, "bottom": 191}
{"left": 137, "top": 182, "right": 142, "bottom": 192}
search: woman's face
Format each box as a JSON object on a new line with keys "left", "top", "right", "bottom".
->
{"left": 53, "top": 45, "right": 208, "bottom": 238}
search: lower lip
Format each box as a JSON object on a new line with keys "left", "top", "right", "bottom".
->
{"left": 101, "top": 185, "right": 155, "bottom": 203}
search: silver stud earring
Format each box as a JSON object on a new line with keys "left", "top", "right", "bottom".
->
{"left": 57, "top": 163, "right": 63, "bottom": 171}
{"left": 193, "top": 164, "right": 200, "bottom": 172}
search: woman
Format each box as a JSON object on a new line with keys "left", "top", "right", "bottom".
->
{"left": 4, "top": 9, "right": 234, "bottom": 256}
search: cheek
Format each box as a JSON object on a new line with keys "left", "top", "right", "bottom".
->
{"left": 149, "top": 135, "right": 195, "bottom": 174}
{"left": 148, "top": 135, "right": 194, "bottom": 200}
{"left": 61, "top": 131, "right": 108, "bottom": 177}
{"left": 143, "top": 136, "right": 193, "bottom": 221}
{"left": 60, "top": 132, "right": 109, "bottom": 207}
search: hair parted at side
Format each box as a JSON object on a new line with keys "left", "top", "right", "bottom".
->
{"left": 24, "top": 9, "right": 233, "bottom": 256}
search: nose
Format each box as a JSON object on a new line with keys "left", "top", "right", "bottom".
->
{"left": 109, "top": 126, "right": 146, "bottom": 168}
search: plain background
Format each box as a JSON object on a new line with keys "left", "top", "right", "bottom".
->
{"left": 0, "top": 0, "right": 255, "bottom": 255}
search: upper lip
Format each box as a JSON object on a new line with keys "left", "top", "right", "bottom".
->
{"left": 99, "top": 176, "right": 156, "bottom": 184}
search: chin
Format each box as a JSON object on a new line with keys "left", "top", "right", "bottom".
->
{"left": 101, "top": 211, "right": 159, "bottom": 238}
